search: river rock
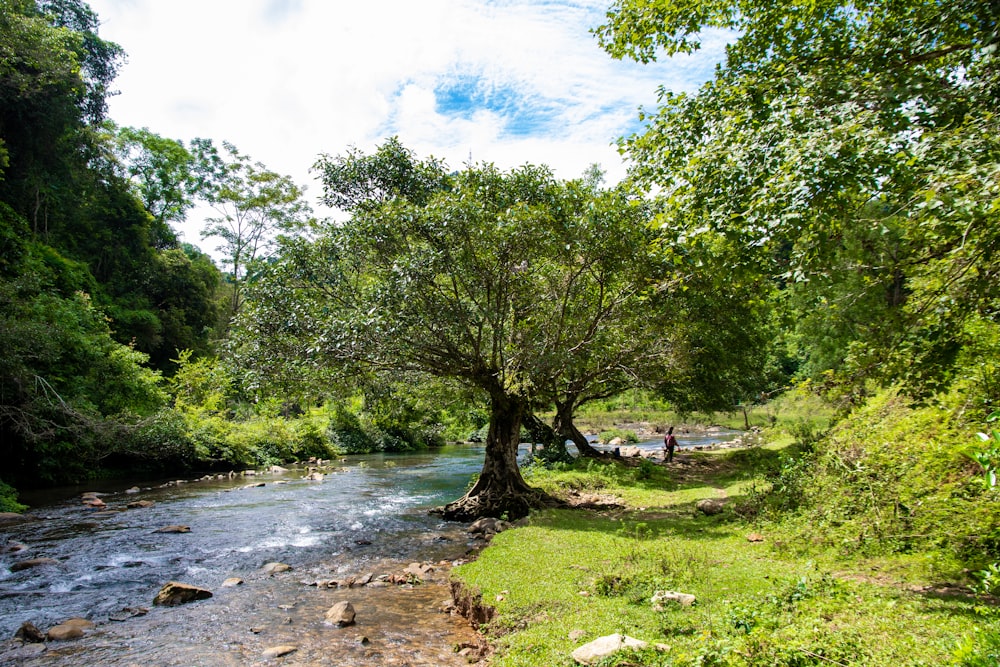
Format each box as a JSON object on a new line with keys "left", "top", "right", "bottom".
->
{"left": 46, "top": 618, "right": 94, "bottom": 641}
{"left": 153, "top": 525, "right": 191, "bottom": 533}
{"left": 620, "top": 446, "right": 642, "bottom": 457}
{"left": 651, "top": 590, "right": 696, "bottom": 607}
{"left": 127, "top": 500, "right": 155, "bottom": 509}
{"left": 221, "top": 577, "right": 244, "bottom": 587}
{"left": 0, "top": 512, "right": 27, "bottom": 524}
{"left": 571, "top": 633, "right": 647, "bottom": 665}
{"left": 304, "top": 472, "right": 324, "bottom": 481}
{"left": 404, "top": 562, "right": 434, "bottom": 580}
{"left": 608, "top": 437, "right": 624, "bottom": 447}
{"left": 324, "top": 601, "right": 356, "bottom": 626}
{"left": 82, "top": 497, "right": 106, "bottom": 508}
{"left": 262, "top": 645, "right": 298, "bottom": 658}
{"left": 1, "top": 540, "right": 27, "bottom": 553}
{"left": 468, "top": 517, "right": 510, "bottom": 536}
{"left": 10, "top": 557, "right": 60, "bottom": 572}
{"left": 153, "top": 581, "right": 213, "bottom": 606}
{"left": 125, "top": 486, "right": 140, "bottom": 494}
{"left": 268, "top": 465, "right": 288, "bottom": 473}
{"left": 263, "top": 562, "right": 292, "bottom": 574}
{"left": 15, "top": 621, "right": 45, "bottom": 643}
{"left": 695, "top": 498, "right": 725, "bottom": 515}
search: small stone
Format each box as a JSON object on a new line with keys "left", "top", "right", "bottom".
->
{"left": 125, "top": 486, "right": 140, "bottom": 494}
{"left": 324, "top": 601, "right": 356, "bottom": 626}
{"left": 263, "top": 562, "right": 292, "bottom": 574}
{"left": 747, "top": 532, "right": 765, "bottom": 542}
{"left": 10, "top": 557, "right": 60, "bottom": 572}
{"left": 153, "top": 581, "right": 213, "bottom": 606}
{"left": 695, "top": 498, "right": 725, "bottom": 515}
{"left": 152, "top": 525, "right": 191, "bottom": 533}
{"left": 357, "top": 635, "right": 370, "bottom": 646}
{"left": 262, "top": 645, "right": 298, "bottom": 658}
{"left": 651, "top": 590, "right": 696, "bottom": 607}
{"left": 222, "top": 577, "right": 244, "bottom": 587}
{"left": 127, "top": 500, "right": 154, "bottom": 509}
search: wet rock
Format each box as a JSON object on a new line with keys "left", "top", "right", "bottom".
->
{"left": 222, "top": 577, "right": 244, "bottom": 587}
{"left": 125, "top": 486, "right": 140, "bottom": 494}
{"left": 243, "top": 482, "right": 266, "bottom": 489}
{"left": 127, "top": 500, "right": 155, "bottom": 509}
{"left": 325, "top": 601, "right": 356, "bottom": 626}
{"left": 10, "top": 557, "right": 60, "bottom": 572}
{"left": 571, "top": 633, "right": 647, "bottom": 665}
{"left": 695, "top": 498, "right": 725, "bottom": 515}
{"left": 82, "top": 497, "right": 106, "bottom": 508}
{"left": 354, "top": 572, "right": 373, "bottom": 586}
{"left": 304, "top": 472, "right": 324, "bottom": 481}
{"left": 46, "top": 618, "right": 94, "bottom": 642}
{"left": 268, "top": 465, "right": 288, "bottom": 473}
{"left": 262, "top": 645, "right": 298, "bottom": 658}
{"left": 1, "top": 540, "right": 27, "bottom": 553}
{"left": 108, "top": 607, "right": 148, "bottom": 621}
{"left": 263, "top": 562, "right": 292, "bottom": 574}
{"left": 153, "top": 525, "right": 191, "bottom": 533}
{"left": 651, "top": 590, "right": 696, "bottom": 607}
{"left": 404, "top": 562, "right": 434, "bottom": 581}
{"left": 153, "top": 581, "right": 213, "bottom": 606}
{"left": 15, "top": 621, "right": 45, "bottom": 643}
{"left": 0, "top": 512, "right": 28, "bottom": 524}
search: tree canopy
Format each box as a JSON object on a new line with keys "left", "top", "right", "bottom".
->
{"left": 597, "top": 0, "right": 1000, "bottom": 399}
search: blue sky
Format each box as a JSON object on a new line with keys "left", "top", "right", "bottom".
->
{"left": 87, "top": 0, "right": 727, "bottom": 247}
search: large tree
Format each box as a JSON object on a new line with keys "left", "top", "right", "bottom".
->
{"left": 234, "top": 140, "right": 675, "bottom": 518}
{"left": 596, "top": 0, "right": 1000, "bottom": 397}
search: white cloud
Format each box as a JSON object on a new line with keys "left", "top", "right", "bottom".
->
{"left": 89, "top": 0, "right": 726, "bottom": 250}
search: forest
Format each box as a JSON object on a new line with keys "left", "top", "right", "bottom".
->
{"left": 1, "top": 0, "right": 998, "bottom": 662}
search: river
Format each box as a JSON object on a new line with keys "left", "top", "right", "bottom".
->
{"left": 0, "top": 431, "right": 739, "bottom": 665}
{"left": 0, "top": 446, "right": 489, "bottom": 666}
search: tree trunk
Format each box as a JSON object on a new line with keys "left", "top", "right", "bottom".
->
{"left": 438, "top": 393, "right": 557, "bottom": 521}
{"left": 553, "top": 400, "right": 603, "bottom": 458}
{"left": 523, "top": 412, "right": 572, "bottom": 462}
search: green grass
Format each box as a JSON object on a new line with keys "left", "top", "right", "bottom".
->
{"left": 452, "top": 445, "right": 997, "bottom": 666}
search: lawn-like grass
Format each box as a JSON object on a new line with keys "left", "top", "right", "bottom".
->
{"left": 452, "top": 447, "right": 997, "bottom": 666}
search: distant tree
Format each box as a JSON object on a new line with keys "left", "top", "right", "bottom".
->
{"left": 108, "top": 124, "right": 195, "bottom": 237}
{"left": 596, "top": 0, "right": 1000, "bottom": 397}
{"left": 191, "top": 139, "right": 313, "bottom": 317}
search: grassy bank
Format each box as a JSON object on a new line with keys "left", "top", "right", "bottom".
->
{"left": 452, "top": 437, "right": 998, "bottom": 666}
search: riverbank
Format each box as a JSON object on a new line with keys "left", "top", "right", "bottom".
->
{"left": 451, "top": 442, "right": 995, "bottom": 666}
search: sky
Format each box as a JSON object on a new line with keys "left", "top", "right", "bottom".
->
{"left": 87, "top": 0, "right": 728, "bottom": 251}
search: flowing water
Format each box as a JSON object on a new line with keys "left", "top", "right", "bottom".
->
{"left": 0, "top": 446, "right": 490, "bottom": 666}
{"left": 0, "top": 432, "right": 741, "bottom": 666}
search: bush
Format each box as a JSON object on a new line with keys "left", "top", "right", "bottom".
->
{"left": 0, "top": 479, "right": 26, "bottom": 513}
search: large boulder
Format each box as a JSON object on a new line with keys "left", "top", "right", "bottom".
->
{"left": 571, "top": 634, "right": 648, "bottom": 665}
{"left": 153, "top": 581, "right": 213, "bottom": 606}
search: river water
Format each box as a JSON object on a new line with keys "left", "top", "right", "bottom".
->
{"left": 0, "top": 431, "right": 740, "bottom": 665}
{"left": 0, "top": 446, "right": 490, "bottom": 666}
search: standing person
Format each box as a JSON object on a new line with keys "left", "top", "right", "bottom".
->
{"left": 664, "top": 426, "right": 678, "bottom": 463}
